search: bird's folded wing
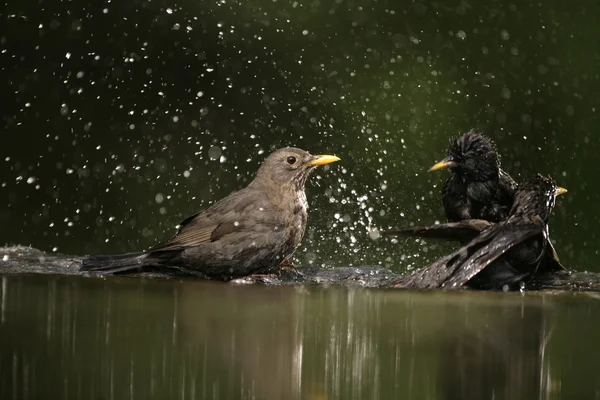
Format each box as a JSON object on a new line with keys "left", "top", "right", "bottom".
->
{"left": 147, "top": 213, "right": 220, "bottom": 252}
{"left": 499, "top": 168, "right": 519, "bottom": 192}
{"left": 147, "top": 190, "right": 271, "bottom": 252}
{"left": 384, "top": 219, "right": 493, "bottom": 242}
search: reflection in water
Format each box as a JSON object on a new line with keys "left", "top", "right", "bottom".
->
{"left": 1, "top": 276, "right": 599, "bottom": 399}
{"left": 436, "top": 294, "right": 554, "bottom": 400}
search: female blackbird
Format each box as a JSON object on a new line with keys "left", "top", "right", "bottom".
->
{"left": 391, "top": 174, "right": 566, "bottom": 290}
{"left": 81, "top": 148, "right": 340, "bottom": 280}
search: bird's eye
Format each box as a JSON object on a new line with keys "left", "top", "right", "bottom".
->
{"left": 286, "top": 156, "right": 297, "bottom": 165}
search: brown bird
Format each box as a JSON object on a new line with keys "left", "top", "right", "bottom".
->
{"left": 81, "top": 148, "right": 340, "bottom": 280}
{"left": 390, "top": 174, "right": 566, "bottom": 290}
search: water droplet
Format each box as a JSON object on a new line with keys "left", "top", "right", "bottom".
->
{"left": 208, "top": 146, "right": 222, "bottom": 161}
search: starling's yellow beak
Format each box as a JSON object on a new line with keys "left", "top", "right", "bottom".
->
{"left": 555, "top": 187, "right": 567, "bottom": 196}
{"left": 306, "top": 155, "right": 341, "bottom": 167}
{"left": 429, "top": 156, "right": 457, "bottom": 172}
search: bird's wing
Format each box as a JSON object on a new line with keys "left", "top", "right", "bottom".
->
{"left": 441, "top": 223, "right": 543, "bottom": 288}
{"left": 497, "top": 168, "right": 518, "bottom": 211}
{"left": 148, "top": 189, "right": 270, "bottom": 252}
{"left": 383, "top": 219, "right": 493, "bottom": 242}
{"left": 499, "top": 168, "right": 518, "bottom": 193}
{"left": 394, "top": 223, "right": 543, "bottom": 289}
{"left": 539, "top": 238, "right": 567, "bottom": 272}
{"left": 148, "top": 214, "right": 224, "bottom": 252}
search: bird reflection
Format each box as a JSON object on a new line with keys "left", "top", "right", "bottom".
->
{"left": 173, "top": 283, "right": 559, "bottom": 400}
{"left": 435, "top": 294, "right": 556, "bottom": 400}
{"left": 175, "top": 282, "right": 307, "bottom": 399}
{"left": 0, "top": 277, "right": 561, "bottom": 400}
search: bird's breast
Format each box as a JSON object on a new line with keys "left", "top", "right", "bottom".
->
{"left": 292, "top": 198, "right": 308, "bottom": 233}
{"left": 263, "top": 189, "right": 308, "bottom": 246}
{"left": 285, "top": 193, "right": 308, "bottom": 248}
{"left": 297, "top": 191, "right": 308, "bottom": 213}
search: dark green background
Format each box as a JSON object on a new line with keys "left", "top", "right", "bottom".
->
{"left": 1, "top": 0, "right": 598, "bottom": 272}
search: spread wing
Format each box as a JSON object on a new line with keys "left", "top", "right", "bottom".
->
{"left": 148, "top": 189, "right": 270, "bottom": 252}
{"left": 393, "top": 223, "right": 543, "bottom": 289}
{"left": 442, "top": 223, "right": 543, "bottom": 288}
{"left": 383, "top": 219, "right": 493, "bottom": 243}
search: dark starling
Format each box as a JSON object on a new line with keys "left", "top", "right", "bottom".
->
{"left": 429, "top": 130, "right": 517, "bottom": 223}
{"left": 81, "top": 148, "right": 340, "bottom": 280}
{"left": 390, "top": 174, "right": 566, "bottom": 290}
{"left": 428, "top": 130, "right": 566, "bottom": 272}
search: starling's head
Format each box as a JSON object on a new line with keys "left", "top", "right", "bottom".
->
{"left": 253, "top": 147, "right": 340, "bottom": 190}
{"left": 510, "top": 174, "right": 567, "bottom": 222}
{"left": 429, "top": 130, "right": 500, "bottom": 180}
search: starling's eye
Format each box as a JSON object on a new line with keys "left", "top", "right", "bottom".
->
{"left": 286, "top": 156, "right": 297, "bottom": 165}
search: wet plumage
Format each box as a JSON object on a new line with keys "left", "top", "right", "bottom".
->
{"left": 390, "top": 175, "right": 567, "bottom": 290}
{"left": 81, "top": 148, "right": 340, "bottom": 280}
{"left": 427, "top": 130, "right": 565, "bottom": 273}
{"left": 430, "top": 130, "right": 517, "bottom": 223}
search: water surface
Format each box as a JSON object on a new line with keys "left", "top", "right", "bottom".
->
{"left": 2, "top": 275, "right": 599, "bottom": 400}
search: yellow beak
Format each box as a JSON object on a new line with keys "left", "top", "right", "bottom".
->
{"left": 555, "top": 187, "right": 567, "bottom": 196}
{"left": 429, "top": 157, "right": 457, "bottom": 172}
{"left": 306, "top": 154, "right": 341, "bottom": 167}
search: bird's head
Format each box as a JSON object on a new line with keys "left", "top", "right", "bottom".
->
{"left": 429, "top": 130, "right": 500, "bottom": 180}
{"left": 510, "top": 174, "right": 567, "bottom": 222}
{"left": 252, "top": 147, "right": 340, "bottom": 191}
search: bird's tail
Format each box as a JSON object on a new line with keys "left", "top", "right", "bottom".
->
{"left": 81, "top": 252, "right": 147, "bottom": 274}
